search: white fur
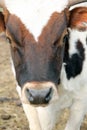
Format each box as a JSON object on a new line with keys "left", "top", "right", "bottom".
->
{"left": 61, "top": 28, "right": 87, "bottom": 130}
{"left": 5, "top": 0, "right": 68, "bottom": 41}
{"left": 61, "top": 29, "right": 87, "bottom": 91}
{"left": 10, "top": 58, "right": 16, "bottom": 77}
{"left": 68, "top": 29, "right": 87, "bottom": 57}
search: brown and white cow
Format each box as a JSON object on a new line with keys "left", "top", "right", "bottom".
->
{"left": 0, "top": 0, "right": 87, "bottom": 130}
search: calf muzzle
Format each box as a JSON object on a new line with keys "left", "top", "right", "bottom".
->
{"left": 22, "top": 82, "right": 58, "bottom": 106}
{"left": 25, "top": 87, "right": 52, "bottom": 105}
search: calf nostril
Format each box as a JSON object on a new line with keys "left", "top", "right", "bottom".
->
{"left": 25, "top": 88, "right": 34, "bottom": 102}
{"left": 45, "top": 87, "right": 53, "bottom": 103}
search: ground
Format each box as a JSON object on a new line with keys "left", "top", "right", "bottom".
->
{"left": 0, "top": 36, "right": 87, "bottom": 130}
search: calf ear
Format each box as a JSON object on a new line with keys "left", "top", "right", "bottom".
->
{"left": 68, "top": 7, "right": 87, "bottom": 30}
{"left": 0, "top": 11, "right": 5, "bottom": 36}
{"left": 0, "top": 0, "right": 8, "bottom": 38}
{"left": 0, "top": 0, "right": 5, "bottom": 31}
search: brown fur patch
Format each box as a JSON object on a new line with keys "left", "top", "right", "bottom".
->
{"left": 38, "top": 11, "right": 68, "bottom": 45}
{"left": 6, "top": 14, "right": 35, "bottom": 47}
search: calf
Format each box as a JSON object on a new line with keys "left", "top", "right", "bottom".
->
{"left": 0, "top": 0, "right": 87, "bottom": 130}
{"left": 61, "top": 6, "right": 87, "bottom": 130}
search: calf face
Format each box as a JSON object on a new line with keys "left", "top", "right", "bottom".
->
{"left": 6, "top": 11, "right": 67, "bottom": 105}
{"left": 1, "top": 0, "right": 69, "bottom": 106}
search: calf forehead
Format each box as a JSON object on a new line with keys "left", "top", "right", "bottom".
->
{"left": 6, "top": 11, "right": 67, "bottom": 46}
{"left": 5, "top": 0, "right": 68, "bottom": 41}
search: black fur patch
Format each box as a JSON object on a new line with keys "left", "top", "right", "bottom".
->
{"left": 64, "top": 39, "right": 85, "bottom": 80}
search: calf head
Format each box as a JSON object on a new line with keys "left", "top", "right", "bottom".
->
{"left": 0, "top": 0, "right": 86, "bottom": 106}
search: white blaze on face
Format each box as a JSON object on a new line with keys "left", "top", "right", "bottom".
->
{"left": 5, "top": 0, "right": 68, "bottom": 41}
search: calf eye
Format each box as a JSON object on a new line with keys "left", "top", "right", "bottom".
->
{"left": 6, "top": 37, "right": 12, "bottom": 44}
{"left": 63, "top": 34, "right": 69, "bottom": 44}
